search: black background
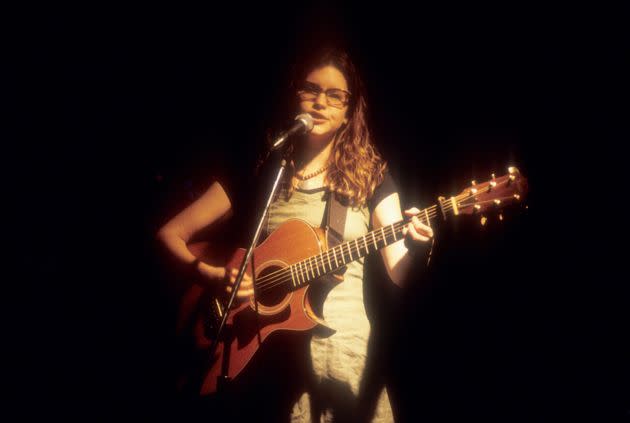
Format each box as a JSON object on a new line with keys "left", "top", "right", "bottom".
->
{"left": 10, "top": 2, "right": 626, "bottom": 421}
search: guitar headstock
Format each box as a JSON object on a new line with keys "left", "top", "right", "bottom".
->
{"left": 449, "top": 166, "right": 528, "bottom": 222}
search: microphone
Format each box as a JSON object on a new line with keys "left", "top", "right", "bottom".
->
{"left": 270, "top": 113, "right": 314, "bottom": 151}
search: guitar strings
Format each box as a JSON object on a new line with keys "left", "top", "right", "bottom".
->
{"left": 251, "top": 218, "right": 428, "bottom": 293}
{"left": 251, "top": 212, "right": 438, "bottom": 293}
{"left": 251, "top": 187, "right": 491, "bottom": 293}
{"left": 245, "top": 179, "right": 518, "bottom": 294}
{"left": 252, "top": 204, "right": 440, "bottom": 288}
{"left": 250, "top": 185, "right": 501, "bottom": 294}
{"left": 255, "top": 204, "right": 440, "bottom": 287}
{"left": 252, "top": 194, "right": 461, "bottom": 292}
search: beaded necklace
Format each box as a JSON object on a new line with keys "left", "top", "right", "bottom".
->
{"left": 294, "top": 164, "right": 329, "bottom": 190}
{"left": 295, "top": 164, "right": 330, "bottom": 181}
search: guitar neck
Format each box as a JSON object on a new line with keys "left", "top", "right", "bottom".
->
{"left": 253, "top": 166, "right": 526, "bottom": 294}
{"left": 284, "top": 202, "right": 443, "bottom": 289}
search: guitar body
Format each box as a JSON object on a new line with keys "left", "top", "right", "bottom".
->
{"left": 172, "top": 166, "right": 528, "bottom": 396}
{"left": 177, "top": 219, "right": 340, "bottom": 395}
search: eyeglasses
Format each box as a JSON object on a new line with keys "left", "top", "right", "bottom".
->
{"left": 297, "top": 82, "right": 351, "bottom": 109}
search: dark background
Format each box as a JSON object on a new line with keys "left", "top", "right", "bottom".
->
{"left": 10, "top": 3, "right": 626, "bottom": 421}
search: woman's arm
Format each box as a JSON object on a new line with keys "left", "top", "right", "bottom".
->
{"left": 156, "top": 181, "right": 233, "bottom": 282}
{"left": 371, "top": 192, "right": 433, "bottom": 286}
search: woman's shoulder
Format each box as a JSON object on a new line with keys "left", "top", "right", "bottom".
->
{"left": 367, "top": 169, "right": 398, "bottom": 213}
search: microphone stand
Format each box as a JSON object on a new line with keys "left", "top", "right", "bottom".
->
{"left": 207, "top": 144, "right": 291, "bottom": 391}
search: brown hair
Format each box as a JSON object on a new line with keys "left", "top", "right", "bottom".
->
{"left": 283, "top": 47, "right": 387, "bottom": 207}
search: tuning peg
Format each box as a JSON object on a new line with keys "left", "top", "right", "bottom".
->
{"left": 469, "top": 180, "right": 478, "bottom": 195}
{"left": 480, "top": 216, "right": 487, "bottom": 226}
{"left": 499, "top": 213, "right": 504, "bottom": 221}
{"left": 508, "top": 173, "right": 517, "bottom": 185}
{"left": 507, "top": 166, "right": 518, "bottom": 185}
{"left": 474, "top": 204, "right": 481, "bottom": 213}
{"left": 513, "top": 194, "right": 521, "bottom": 200}
{"left": 494, "top": 199, "right": 501, "bottom": 205}
{"left": 489, "top": 174, "right": 497, "bottom": 191}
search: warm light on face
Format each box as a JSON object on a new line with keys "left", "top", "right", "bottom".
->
{"left": 298, "top": 65, "right": 349, "bottom": 141}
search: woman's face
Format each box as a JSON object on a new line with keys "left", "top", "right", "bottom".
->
{"left": 297, "top": 65, "right": 350, "bottom": 141}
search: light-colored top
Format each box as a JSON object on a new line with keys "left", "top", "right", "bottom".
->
{"left": 265, "top": 187, "right": 393, "bottom": 423}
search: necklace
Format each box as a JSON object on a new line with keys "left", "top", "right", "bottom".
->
{"left": 295, "top": 164, "right": 330, "bottom": 181}
{"left": 294, "top": 164, "right": 329, "bottom": 190}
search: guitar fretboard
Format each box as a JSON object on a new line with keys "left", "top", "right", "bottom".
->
{"left": 254, "top": 205, "right": 440, "bottom": 293}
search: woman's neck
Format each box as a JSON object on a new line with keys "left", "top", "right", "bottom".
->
{"left": 299, "top": 136, "right": 334, "bottom": 172}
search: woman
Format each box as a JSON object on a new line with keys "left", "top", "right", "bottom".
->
{"left": 157, "top": 47, "right": 434, "bottom": 422}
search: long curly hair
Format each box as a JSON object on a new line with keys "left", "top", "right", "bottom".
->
{"left": 280, "top": 47, "right": 387, "bottom": 208}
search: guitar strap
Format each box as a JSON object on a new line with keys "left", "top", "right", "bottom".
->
{"left": 322, "top": 190, "right": 349, "bottom": 279}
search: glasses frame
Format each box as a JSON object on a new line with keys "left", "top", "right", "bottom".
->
{"left": 296, "top": 82, "right": 351, "bottom": 109}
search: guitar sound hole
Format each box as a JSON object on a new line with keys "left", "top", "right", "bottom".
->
{"left": 255, "top": 265, "right": 291, "bottom": 307}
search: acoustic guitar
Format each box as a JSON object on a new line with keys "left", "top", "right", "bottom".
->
{"left": 176, "top": 166, "right": 528, "bottom": 395}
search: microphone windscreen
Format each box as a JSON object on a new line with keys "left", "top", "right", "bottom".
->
{"left": 295, "top": 113, "right": 314, "bottom": 132}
